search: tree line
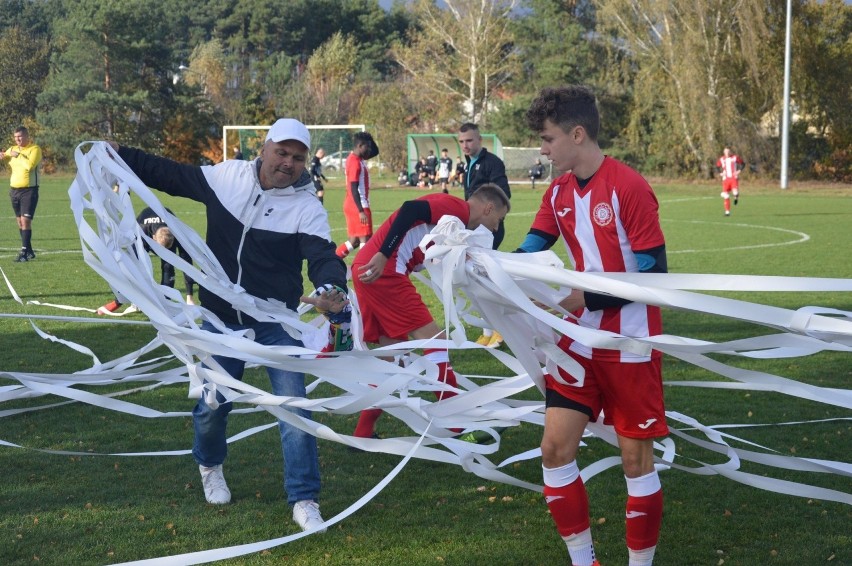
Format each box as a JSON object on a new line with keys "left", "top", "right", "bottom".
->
{"left": 1, "top": 0, "right": 849, "bottom": 181}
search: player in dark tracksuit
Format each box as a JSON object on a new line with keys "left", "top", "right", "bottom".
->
{"left": 137, "top": 207, "right": 195, "bottom": 296}
{"left": 310, "top": 148, "right": 328, "bottom": 204}
{"left": 97, "top": 206, "right": 196, "bottom": 313}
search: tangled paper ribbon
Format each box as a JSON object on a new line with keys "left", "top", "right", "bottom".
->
{"left": 0, "top": 141, "right": 849, "bottom": 564}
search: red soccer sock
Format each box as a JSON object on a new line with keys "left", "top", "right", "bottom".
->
{"left": 436, "top": 365, "right": 458, "bottom": 400}
{"left": 724, "top": 199, "right": 731, "bottom": 213}
{"left": 353, "top": 408, "right": 383, "bottom": 438}
{"left": 437, "top": 364, "right": 461, "bottom": 432}
{"left": 436, "top": 362, "right": 458, "bottom": 401}
{"left": 424, "top": 349, "right": 461, "bottom": 432}
{"left": 336, "top": 240, "right": 357, "bottom": 258}
{"left": 439, "top": 364, "right": 457, "bottom": 397}
{"left": 543, "top": 469, "right": 596, "bottom": 566}
{"left": 423, "top": 349, "right": 458, "bottom": 401}
{"left": 625, "top": 473, "right": 664, "bottom": 553}
{"left": 543, "top": 477, "right": 590, "bottom": 538}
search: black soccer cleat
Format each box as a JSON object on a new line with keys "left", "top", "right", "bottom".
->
{"left": 14, "top": 250, "right": 28, "bottom": 262}
{"left": 25, "top": 250, "right": 35, "bottom": 260}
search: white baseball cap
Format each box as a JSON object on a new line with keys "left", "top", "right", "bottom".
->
{"left": 265, "top": 118, "right": 311, "bottom": 149}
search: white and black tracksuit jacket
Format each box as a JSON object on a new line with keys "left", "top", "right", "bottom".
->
{"left": 118, "top": 146, "right": 348, "bottom": 325}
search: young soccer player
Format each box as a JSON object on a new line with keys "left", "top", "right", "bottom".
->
{"left": 519, "top": 85, "right": 669, "bottom": 566}
{"left": 716, "top": 147, "right": 745, "bottom": 216}
{"left": 351, "top": 184, "right": 510, "bottom": 439}
{"left": 337, "top": 132, "right": 379, "bottom": 258}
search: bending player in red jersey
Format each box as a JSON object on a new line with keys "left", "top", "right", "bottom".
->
{"left": 519, "top": 86, "right": 669, "bottom": 566}
{"left": 351, "top": 184, "right": 510, "bottom": 440}
{"left": 716, "top": 147, "right": 745, "bottom": 216}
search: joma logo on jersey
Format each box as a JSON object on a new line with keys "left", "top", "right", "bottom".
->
{"left": 592, "top": 202, "right": 614, "bottom": 226}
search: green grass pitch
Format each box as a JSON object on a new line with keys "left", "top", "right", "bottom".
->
{"left": 0, "top": 170, "right": 850, "bottom": 565}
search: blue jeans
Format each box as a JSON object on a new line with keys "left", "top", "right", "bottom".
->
{"left": 192, "top": 320, "right": 320, "bottom": 505}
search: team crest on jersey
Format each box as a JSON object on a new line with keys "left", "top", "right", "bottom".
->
{"left": 592, "top": 202, "right": 614, "bottom": 226}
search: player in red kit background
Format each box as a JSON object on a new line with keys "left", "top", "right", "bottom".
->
{"left": 519, "top": 85, "right": 669, "bottom": 566}
{"left": 716, "top": 147, "right": 745, "bottom": 216}
{"left": 337, "top": 132, "right": 379, "bottom": 258}
{"left": 350, "top": 185, "right": 510, "bottom": 440}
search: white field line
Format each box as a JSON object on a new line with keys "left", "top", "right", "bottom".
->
{"left": 504, "top": 196, "right": 810, "bottom": 254}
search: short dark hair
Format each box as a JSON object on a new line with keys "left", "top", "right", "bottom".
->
{"left": 14, "top": 126, "right": 28, "bottom": 135}
{"left": 353, "top": 131, "right": 373, "bottom": 146}
{"left": 525, "top": 85, "right": 600, "bottom": 141}
{"left": 354, "top": 131, "right": 379, "bottom": 158}
{"left": 469, "top": 183, "right": 511, "bottom": 212}
{"left": 459, "top": 122, "right": 479, "bottom": 134}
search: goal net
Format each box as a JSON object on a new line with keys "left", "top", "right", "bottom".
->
{"left": 222, "top": 124, "right": 366, "bottom": 163}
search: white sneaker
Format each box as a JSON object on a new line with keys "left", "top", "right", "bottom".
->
{"left": 292, "top": 500, "right": 326, "bottom": 533}
{"left": 199, "top": 465, "right": 231, "bottom": 504}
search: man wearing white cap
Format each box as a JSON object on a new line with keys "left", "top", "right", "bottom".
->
{"left": 107, "top": 118, "right": 349, "bottom": 533}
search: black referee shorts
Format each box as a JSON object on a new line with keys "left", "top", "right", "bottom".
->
{"left": 10, "top": 186, "right": 39, "bottom": 219}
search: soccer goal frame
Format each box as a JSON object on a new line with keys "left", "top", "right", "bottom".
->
{"left": 223, "top": 124, "right": 366, "bottom": 161}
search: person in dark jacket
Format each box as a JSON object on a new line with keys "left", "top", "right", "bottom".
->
{"left": 424, "top": 149, "right": 438, "bottom": 186}
{"left": 310, "top": 147, "right": 328, "bottom": 204}
{"left": 529, "top": 158, "right": 546, "bottom": 189}
{"left": 458, "top": 122, "right": 512, "bottom": 348}
{"left": 451, "top": 155, "right": 465, "bottom": 188}
{"left": 106, "top": 118, "right": 348, "bottom": 534}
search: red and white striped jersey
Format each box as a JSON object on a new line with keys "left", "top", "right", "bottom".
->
{"left": 530, "top": 157, "right": 665, "bottom": 362}
{"left": 716, "top": 154, "right": 744, "bottom": 180}
{"left": 359, "top": 193, "right": 470, "bottom": 276}
{"left": 345, "top": 152, "right": 370, "bottom": 208}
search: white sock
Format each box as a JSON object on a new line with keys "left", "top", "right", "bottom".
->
{"left": 563, "top": 527, "right": 596, "bottom": 566}
{"left": 628, "top": 545, "right": 656, "bottom": 566}
{"left": 542, "top": 461, "right": 580, "bottom": 487}
{"left": 625, "top": 470, "right": 661, "bottom": 497}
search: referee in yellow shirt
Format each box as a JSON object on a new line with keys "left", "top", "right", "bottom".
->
{"left": 2, "top": 126, "right": 42, "bottom": 262}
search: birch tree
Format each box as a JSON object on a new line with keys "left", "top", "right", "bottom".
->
{"left": 392, "top": 0, "right": 519, "bottom": 128}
